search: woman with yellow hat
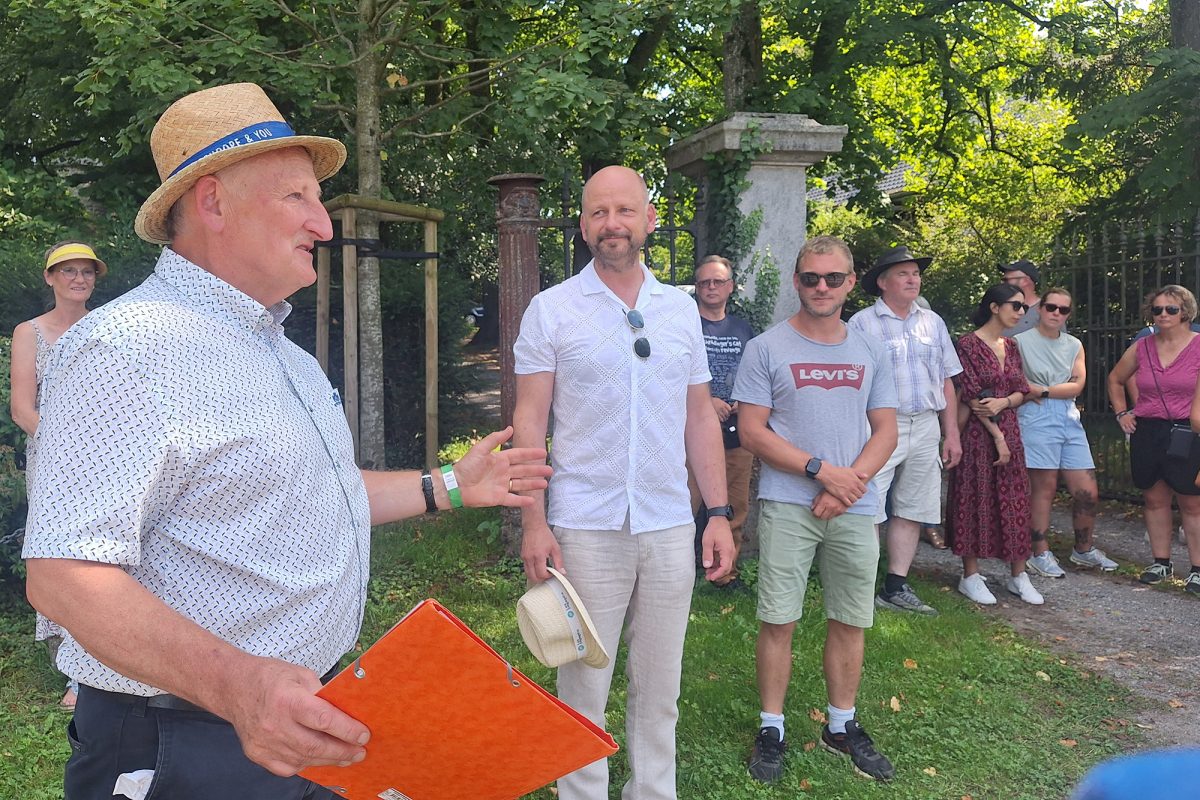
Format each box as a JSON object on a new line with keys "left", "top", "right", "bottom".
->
{"left": 9, "top": 239, "right": 106, "bottom": 708}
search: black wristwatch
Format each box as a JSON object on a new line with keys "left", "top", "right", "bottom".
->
{"left": 1040, "top": 389, "right": 1050, "bottom": 400}
{"left": 707, "top": 505, "right": 734, "bottom": 520}
{"left": 805, "top": 456, "right": 823, "bottom": 480}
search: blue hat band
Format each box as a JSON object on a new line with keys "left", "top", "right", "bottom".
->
{"left": 169, "top": 121, "right": 296, "bottom": 178}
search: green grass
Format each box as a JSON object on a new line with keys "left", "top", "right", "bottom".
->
{"left": 1, "top": 509, "right": 1141, "bottom": 799}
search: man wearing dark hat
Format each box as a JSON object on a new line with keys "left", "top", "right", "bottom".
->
{"left": 1000, "top": 259, "right": 1043, "bottom": 336}
{"left": 849, "top": 246, "right": 962, "bottom": 616}
{"left": 22, "top": 82, "right": 550, "bottom": 800}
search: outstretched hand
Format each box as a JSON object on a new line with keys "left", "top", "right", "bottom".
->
{"left": 454, "top": 426, "right": 551, "bottom": 508}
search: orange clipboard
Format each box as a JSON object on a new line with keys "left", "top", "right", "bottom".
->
{"left": 300, "top": 599, "right": 618, "bottom": 800}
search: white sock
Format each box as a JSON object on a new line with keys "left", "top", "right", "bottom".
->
{"left": 759, "top": 711, "right": 785, "bottom": 740}
{"left": 827, "top": 704, "right": 855, "bottom": 734}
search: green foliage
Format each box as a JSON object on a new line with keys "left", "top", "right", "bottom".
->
{"left": 1068, "top": 46, "right": 1200, "bottom": 218}
{"left": 705, "top": 124, "right": 780, "bottom": 333}
{"left": 0, "top": 336, "right": 28, "bottom": 584}
{"left": 727, "top": 243, "right": 780, "bottom": 335}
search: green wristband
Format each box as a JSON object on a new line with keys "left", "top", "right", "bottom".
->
{"left": 440, "top": 464, "right": 464, "bottom": 508}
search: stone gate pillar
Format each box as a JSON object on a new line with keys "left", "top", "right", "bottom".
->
{"left": 666, "top": 113, "right": 847, "bottom": 323}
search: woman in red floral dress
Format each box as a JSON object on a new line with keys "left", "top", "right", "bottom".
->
{"left": 946, "top": 283, "right": 1042, "bottom": 605}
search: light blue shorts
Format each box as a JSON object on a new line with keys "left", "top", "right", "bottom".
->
{"left": 1017, "top": 398, "right": 1095, "bottom": 470}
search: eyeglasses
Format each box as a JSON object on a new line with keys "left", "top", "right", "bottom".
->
{"left": 626, "top": 309, "right": 651, "bottom": 358}
{"left": 1152, "top": 305, "right": 1182, "bottom": 316}
{"left": 1041, "top": 302, "right": 1072, "bottom": 315}
{"left": 797, "top": 271, "right": 850, "bottom": 288}
{"left": 54, "top": 266, "right": 97, "bottom": 280}
{"left": 695, "top": 278, "right": 732, "bottom": 290}
{"left": 1003, "top": 301, "right": 1029, "bottom": 312}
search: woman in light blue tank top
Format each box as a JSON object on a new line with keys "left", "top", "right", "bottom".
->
{"left": 1014, "top": 287, "right": 1116, "bottom": 579}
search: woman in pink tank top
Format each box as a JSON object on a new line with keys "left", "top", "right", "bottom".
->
{"left": 1106, "top": 285, "right": 1200, "bottom": 596}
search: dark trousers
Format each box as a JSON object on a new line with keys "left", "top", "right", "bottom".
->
{"left": 66, "top": 685, "right": 339, "bottom": 800}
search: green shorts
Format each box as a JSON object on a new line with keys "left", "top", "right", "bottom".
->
{"left": 756, "top": 499, "right": 879, "bottom": 629}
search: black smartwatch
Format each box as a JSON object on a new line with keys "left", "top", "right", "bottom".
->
{"left": 707, "top": 505, "right": 734, "bottom": 520}
{"left": 1040, "top": 389, "right": 1050, "bottom": 400}
{"left": 805, "top": 456, "right": 823, "bottom": 480}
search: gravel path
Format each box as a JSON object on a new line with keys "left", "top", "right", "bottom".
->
{"left": 909, "top": 502, "right": 1199, "bottom": 749}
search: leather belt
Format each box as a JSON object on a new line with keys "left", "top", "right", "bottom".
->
{"left": 81, "top": 665, "right": 342, "bottom": 717}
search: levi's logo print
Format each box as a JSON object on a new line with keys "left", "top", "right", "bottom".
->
{"left": 790, "top": 363, "right": 865, "bottom": 390}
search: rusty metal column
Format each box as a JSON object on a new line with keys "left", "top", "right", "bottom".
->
{"left": 488, "top": 173, "right": 545, "bottom": 430}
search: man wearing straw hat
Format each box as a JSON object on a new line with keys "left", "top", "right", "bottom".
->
{"left": 22, "top": 82, "right": 550, "bottom": 800}
{"left": 512, "top": 164, "right": 735, "bottom": 800}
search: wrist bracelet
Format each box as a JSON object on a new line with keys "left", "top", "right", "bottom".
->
{"left": 1115, "top": 410, "right": 1132, "bottom": 419}
{"left": 421, "top": 471, "right": 437, "bottom": 513}
{"left": 440, "top": 464, "right": 464, "bottom": 508}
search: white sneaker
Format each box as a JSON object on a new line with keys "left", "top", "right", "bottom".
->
{"left": 1028, "top": 550, "right": 1066, "bottom": 578}
{"left": 1006, "top": 572, "right": 1045, "bottom": 605}
{"left": 1069, "top": 547, "right": 1118, "bottom": 571}
{"left": 958, "top": 573, "right": 997, "bottom": 605}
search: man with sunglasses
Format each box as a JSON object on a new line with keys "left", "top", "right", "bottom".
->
{"left": 1000, "top": 259, "right": 1046, "bottom": 336}
{"left": 687, "top": 254, "right": 756, "bottom": 589}
{"left": 734, "top": 235, "right": 899, "bottom": 783}
{"left": 512, "top": 165, "right": 735, "bottom": 800}
{"left": 848, "top": 246, "right": 963, "bottom": 616}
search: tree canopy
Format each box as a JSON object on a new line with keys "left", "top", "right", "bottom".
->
{"left": 1, "top": 0, "right": 1193, "bottom": 456}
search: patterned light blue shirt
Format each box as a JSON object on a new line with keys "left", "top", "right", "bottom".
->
{"left": 24, "top": 249, "right": 371, "bottom": 695}
{"left": 848, "top": 299, "right": 963, "bottom": 415}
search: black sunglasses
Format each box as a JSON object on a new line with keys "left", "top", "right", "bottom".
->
{"left": 797, "top": 271, "right": 850, "bottom": 288}
{"left": 1002, "top": 300, "right": 1029, "bottom": 313}
{"left": 696, "top": 278, "right": 732, "bottom": 289}
{"left": 1041, "top": 302, "right": 1072, "bottom": 315}
{"left": 626, "top": 309, "right": 651, "bottom": 358}
{"left": 1152, "top": 305, "right": 1182, "bottom": 316}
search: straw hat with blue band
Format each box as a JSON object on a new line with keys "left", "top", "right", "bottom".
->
{"left": 516, "top": 567, "right": 609, "bottom": 669}
{"left": 134, "top": 82, "right": 347, "bottom": 245}
{"left": 45, "top": 243, "right": 107, "bottom": 278}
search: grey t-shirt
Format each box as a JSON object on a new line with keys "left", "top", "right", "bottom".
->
{"left": 733, "top": 320, "right": 898, "bottom": 515}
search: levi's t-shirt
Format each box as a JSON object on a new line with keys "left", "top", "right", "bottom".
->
{"left": 733, "top": 319, "right": 897, "bottom": 515}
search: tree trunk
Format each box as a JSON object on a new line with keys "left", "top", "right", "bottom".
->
{"left": 1170, "top": 0, "right": 1200, "bottom": 197}
{"left": 1171, "top": 0, "right": 1200, "bottom": 49}
{"left": 355, "top": 0, "right": 387, "bottom": 469}
{"left": 723, "top": 0, "right": 762, "bottom": 112}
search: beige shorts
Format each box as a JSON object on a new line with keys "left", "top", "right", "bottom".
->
{"left": 872, "top": 411, "right": 943, "bottom": 524}
{"left": 756, "top": 500, "right": 878, "bottom": 629}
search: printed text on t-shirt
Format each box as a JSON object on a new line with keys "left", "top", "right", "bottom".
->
{"left": 789, "top": 363, "right": 866, "bottom": 390}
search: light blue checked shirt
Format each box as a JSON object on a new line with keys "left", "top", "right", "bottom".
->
{"left": 848, "top": 298, "right": 962, "bottom": 415}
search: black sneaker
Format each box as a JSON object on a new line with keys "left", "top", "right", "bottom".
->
{"left": 874, "top": 583, "right": 938, "bottom": 616}
{"left": 820, "top": 719, "right": 895, "bottom": 781}
{"left": 1139, "top": 562, "right": 1173, "bottom": 585}
{"left": 748, "top": 726, "right": 786, "bottom": 783}
{"left": 1185, "top": 572, "right": 1200, "bottom": 595}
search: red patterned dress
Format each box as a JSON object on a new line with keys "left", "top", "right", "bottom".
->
{"left": 945, "top": 333, "right": 1032, "bottom": 561}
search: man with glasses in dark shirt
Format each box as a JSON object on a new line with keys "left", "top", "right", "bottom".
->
{"left": 689, "top": 254, "right": 756, "bottom": 589}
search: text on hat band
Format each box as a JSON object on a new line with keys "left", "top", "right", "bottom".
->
{"left": 169, "top": 120, "right": 297, "bottom": 178}
{"left": 547, "top": 577, "right": 588, "bottom": 656}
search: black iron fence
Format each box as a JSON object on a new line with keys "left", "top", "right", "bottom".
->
{"left": 1047, "top": 215, "right": 1200, "bottom": 500}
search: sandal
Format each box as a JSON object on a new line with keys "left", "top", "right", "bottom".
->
{"left": 921, "top": 525, "right": 948, "bottom": 550}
